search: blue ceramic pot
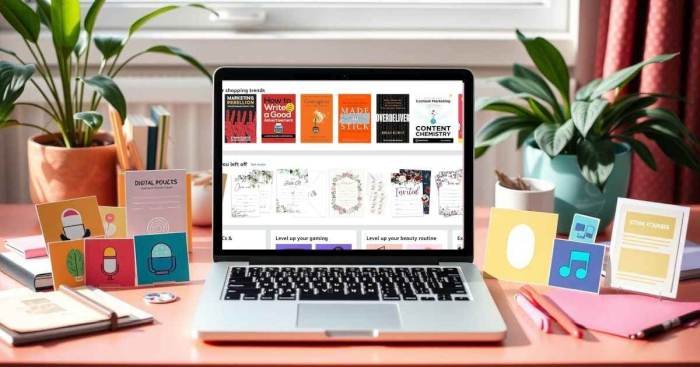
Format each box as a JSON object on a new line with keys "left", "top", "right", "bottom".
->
{"left": 522, "top": 141, "right": 631, "bottom": 233}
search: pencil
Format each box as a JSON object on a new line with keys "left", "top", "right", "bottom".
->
{"left": 520, "top": 285, "right": 583, "bottom": 338}
{"left": 109, "top": 107, "right": 131, "bottom": 170}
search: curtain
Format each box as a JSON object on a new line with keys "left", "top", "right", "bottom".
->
{"left": 594, "top": 0, "right": 700, "bottom": 204}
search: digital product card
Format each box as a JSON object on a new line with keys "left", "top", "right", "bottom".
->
{"left": 98, "top": 206, "right": 127, "bottom": 239}
{"left": 36, "top": 196, "right": 104, "bottom": 243}
{"left": 609, "top": 198, "right": 689, "bottom": 298}
{"left": 47, "top": 239, "right": 86, "bottom": 289}
{"left": 548, "top": 239, "right": 605, "bottom": 293}
{"left": 125, "top": 169, "right": 187, "bottom": 237}
{"left": 568, "top": 213, "right": 600, "bottom": 244}
{"left": 84, "top": 238, "right": 136, "bottom": 288}
{"left": 484, "top": 208, "right": 558, "bottom": 284}
{"left": 411, "top": 95, "right": 457, "bottom": 143}
{"left": 134, "top": 232, "right": 189, "bottom": 285}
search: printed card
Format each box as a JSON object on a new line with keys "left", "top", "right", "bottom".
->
{"left": 47, "top": 239, "right": 86, "bottom": 289}
{"left": 366, "top": 171, "right": 386, "bottom": 216}
{"left": 298, "top": 170, "right": 329, "bottom": 217}
{"left": 484, "top": 208, "right": 558, "bottom": 285}
{"left": 435, "top": 169, "right": 463, "bottom": 217}
{"left": 609, "top": 198, "right": 689, "bottom": 298}
{"left": 84, "top": 238, "right": 136, "bottom": 288}
{"left": 224, "top": 94, "right": 256, "bottom": 143}
{"left": 99, "top": 206, "right": 127, "bottom": 239}
{"left": 231, "top": 169, "right": 274, "bottom": 217}
{"left": 390, "top": 171, "right": 423, "bottom": 217}
{"left": 276, "top": 169, "right": 309, "bottom": 215}
{"left": 134, "top": 232, "right": 189, "bottom": 285}
{"left": 36, "top": 196, "right": 104, "bottom": 243}
{"left": 330, "top": 170, "right": 364, "bottom": 217}
{"left": 401, "top": 169, "right": 431, "bottom": 215}
{"left": 548, "top": 239, "right": 605, "bottom": 294}
{"left": 568, "top": 213, "right": 600, "bottom": 244}
{"left": 125, "top": 169, "right": 187, "bottom": 237}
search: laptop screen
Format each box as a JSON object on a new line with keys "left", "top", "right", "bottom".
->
{"left": 219, "top": 77, "right": 466, "bottom": 252}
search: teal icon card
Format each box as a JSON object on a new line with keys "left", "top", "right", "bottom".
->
{"left": 568, "top": 213, "right": 600, "bottom": 244}
{"left": 134, "top": 232, "right": 189, "bottom": 285}
{"left": 548, "top": 239, "right": 605, "bottom": 293}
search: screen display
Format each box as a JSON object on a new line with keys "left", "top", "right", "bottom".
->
{"left": 220, "top": 80, "right": 465, "bottom": 251}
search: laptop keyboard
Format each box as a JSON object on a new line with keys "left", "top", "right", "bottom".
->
{"left": 223, "top": 266, "right": 471, "bottom": 301}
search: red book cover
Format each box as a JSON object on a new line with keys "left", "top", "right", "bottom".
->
{"left": 261, "top": 94, "right": 296, "bottom": 143}
{"left": 224, "top": 94, "right": 256, "bottom": 143}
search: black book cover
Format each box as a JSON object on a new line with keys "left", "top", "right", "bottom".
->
{"left": 376, "top": 94, "right": 409, "bottom": 143}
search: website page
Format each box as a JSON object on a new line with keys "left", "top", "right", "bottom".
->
{"left": 221, "top": 80, "right": 465, "bottom": 250}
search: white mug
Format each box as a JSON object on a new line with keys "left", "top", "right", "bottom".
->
{"left": 494, "top": 177, "right": 555, "bottom": 213}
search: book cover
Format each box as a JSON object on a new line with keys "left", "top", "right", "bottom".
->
{"left": 376, "top": 94, "right": 410, "bottom": 143}
{"left": 300, "top": 94, "right": 333, "bottom": 143}
{"left": 458, "top": 93, "right": 464, "bottom": 144}
{"left": 412, "top": 95, "right": 457, "bottom": 143}
{"left": 124, "top": 169, "right": 187, "bottom": 238}
{"left": 338, "top": 94, "right": 371, "bottom": 143}
{"left": 261, "top": 94, "right": 296, "bottom": 143}
{"left": 224, "top": 94, "right": 257, "bottom": 144}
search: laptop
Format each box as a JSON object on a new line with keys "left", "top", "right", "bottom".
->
{"left": 194, "top": 67, "right": 506, "bottom": 342}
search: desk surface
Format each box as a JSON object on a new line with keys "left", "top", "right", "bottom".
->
{"left": 1, "top": 204, "right": 699, "bottom": 366}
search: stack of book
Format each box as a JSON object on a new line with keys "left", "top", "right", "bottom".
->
{"left": 0, "top": 235, "right": 52, "bottom": 291}
{"left": 122, "top": 105, "right": 172, "bottom": 170}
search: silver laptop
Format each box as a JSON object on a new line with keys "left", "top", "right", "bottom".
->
{"left": 194, "top": 67, "right": 506, "bottom": 342}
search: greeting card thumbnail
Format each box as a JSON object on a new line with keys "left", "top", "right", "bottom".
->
{"left": 401, "top": 169, "right": 431, "bottom": 215}
{"left": 261, "top": 94, "right": 296, "bottom": 143}
{"left": 84, "top": 238, "right": 136, "bottom": 288}
{"left": 338, "top": 94, "right": 371, "bottom": 143}
{"left": 301, "top": 94, "right": 333, "bottom": 143}
{"left": 376, "top": 94, "right": 410, "bottom": 143}
{"left": 36, "top": 196, "right": 104, "bottom": 244}
{"left": 224, "top": 94, "right": 256, "bottom": 143}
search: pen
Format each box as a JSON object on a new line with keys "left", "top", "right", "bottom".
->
{"left": 630, "top": 309, "right": 700, "bottom": 339}
{"left": 520, "top": 285, "right": 583, "bottom": 338}
{"left": 515, "top": 292, "right": 552, "bottom": 333}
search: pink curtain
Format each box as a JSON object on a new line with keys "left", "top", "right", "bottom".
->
{"left": 594, "top": 0, "right": 700, "bottom": 203}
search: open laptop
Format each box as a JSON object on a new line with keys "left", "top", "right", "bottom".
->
{"left": 194, "top": 68, "right": 506, "bottom": 341}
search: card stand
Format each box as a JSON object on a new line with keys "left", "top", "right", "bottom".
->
{"left": 117, "top": 167, "right": 194, "bottom": 253}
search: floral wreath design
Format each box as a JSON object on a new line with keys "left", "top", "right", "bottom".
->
{"left": 276, "top": 169, "right": 309, "bottom": 214}
{"left": 331, "top": 171, "right": 363, "bottom": 215}
{"left": 436, "top": 169, "right": 464, "bottom": 217}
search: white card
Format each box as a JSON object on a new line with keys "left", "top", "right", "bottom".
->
{"left": 330, "top": 170, "right": 364, "bottom": 217}
{"left": 390, "top": 171, "right": 423, "bottom": 217}
{"left": 435, "top": 169, "right": 463, "bottom": 217}
{"left": 230, "top": 169, "right": 273, "bottom": 217}
{"left": 275, "top": 169, "right": 308, "bottom": 215}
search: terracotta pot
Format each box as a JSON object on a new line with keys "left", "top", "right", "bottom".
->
{"left": 27, "top": 133, "right": 118, "bottom": 205}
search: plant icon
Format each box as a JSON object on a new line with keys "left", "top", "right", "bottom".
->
{"left": 66, "top": 249, "right": 85, "bottom": 281}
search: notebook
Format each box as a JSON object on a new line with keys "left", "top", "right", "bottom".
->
{"left": 4, "top": 235, "right": 47, "bottom": 258}
{"left": 0, "top": 251, "right": 52, "bottom": 291}
{"left": 0, "top": 286, "right": 153, "bottom": 345}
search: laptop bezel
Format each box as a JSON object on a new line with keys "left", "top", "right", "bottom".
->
{"left": 212, "top": 67, "right": 474, "bottom": 264}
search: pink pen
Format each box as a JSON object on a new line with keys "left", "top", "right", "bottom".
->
{"left": 515, "top": 293, "right": 552, "bottom": 333}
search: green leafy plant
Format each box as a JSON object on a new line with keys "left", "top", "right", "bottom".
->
{"left": 66, "top": 248, "right": 84, "bottom": 279}
{"left": 0, "top": 0, "right": 217, "bottom": 147}
{"left": 476, "top": 30, "right": 700, "bottom": 189}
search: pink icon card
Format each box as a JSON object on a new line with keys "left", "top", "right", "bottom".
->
{"left": 84, "top": 238, "right": 136, "bottom": 288}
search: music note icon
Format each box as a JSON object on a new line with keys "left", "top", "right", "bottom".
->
{"left": 559, "top": 250, "right": 590, "bottom": 280}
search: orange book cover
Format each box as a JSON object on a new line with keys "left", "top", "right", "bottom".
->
{"left": 338, "top": 94, "right": 371, "bottom": 143}
{"left": 301, "top": 94, "right": 333, "bottom": 143}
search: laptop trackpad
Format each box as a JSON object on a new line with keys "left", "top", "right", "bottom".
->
{"left": 297, "top": 304, "right": 401, "bottom": 330}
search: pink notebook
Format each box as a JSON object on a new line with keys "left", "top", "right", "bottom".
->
{"left": 4, "top": 235, "right": 47, "bottom": 258}
{"left": 546, "top": 288, "right": 700, "bottom": 338}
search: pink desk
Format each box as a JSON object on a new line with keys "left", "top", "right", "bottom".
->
{"left": 1, "top": 204, "right": 699, "bottom": 366}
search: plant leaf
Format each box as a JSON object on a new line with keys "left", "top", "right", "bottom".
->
{"left": 79, "top": 75, "right": 127, "bottom": 121}
{"left": 575, "top": 78, "right": 601, "bottom": 101}
{"left": 527, "top": 98, "right": 555, "bottom": 123}
{"left": 475, "top": 93, "right": 529, "bottom": 110}
{"left": 139, "top": 45, "right": 211, "bottom": 81}
{"left": 475, "top": 116, "right": 538, "bottom": 158}
{"left": 0, "top": 47, "right": 18, "bottom": 59}
{"left": 533, "top": 119, "right": 574, "bottom": 157}
{"left": 601, "top": 94, "right": 657, "bottom": 131}
{"left": 73, "top": 30, "right": 88, "bottom": 57}
{"left": 498, "top": 76, "right": 558, "bottom": 109}
{"left": 517, "top": 128, "right": 535, "bottom": 149}
{"left": 478, "top": 101, "right": 533, "bottom": 117}
{"left": 516, "top": 30, "right": 570, "bottom": 104}
{"left": 128, "top": 3, "right": 218, "bottom": 40}
{"left": 513, "top": 64, "right": 561, "bottom": 120}
{"left": 84, "top": 0, "right": 105, "bottom": 34}
{"left": 94, "top": 35, "right": 125, "bottom": 60}
{"left": 613, "top": 135, "right": 657, "bottom": 171}
{"left": 50, "top": 0, "right": 81, "bottom": 56}
{"left": 577, "top": 139, "right": 616, "bottom": 189}
{"left": 591, "top": 53, "right": 678, "bottom": 98}
{"left": 0, "top": 61, "right": 35, "bottom": 124}
{"left": 0, "top": 0, "right": 41, "bottom": 43}
{"left": 571, "top": 99, "right": 608, "bottom": 138}
{"left": 36, "top": 0, "right": 52, "bottom": 28}
{"left": 74, "top": 111, "right": 103, "bottom": 131}
{"left": 643, "top": 130, "right": 700, "bottom": 170}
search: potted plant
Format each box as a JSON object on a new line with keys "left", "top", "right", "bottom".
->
{"left": 476, "top": 30, "right": 700, "bottom": 232}
{"left": 0, "top": 0, "right": 215, "bottom": 205}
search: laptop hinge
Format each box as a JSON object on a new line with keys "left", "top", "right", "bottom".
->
{"left": 216, "top": 256, "right": 453, "bottom": 265}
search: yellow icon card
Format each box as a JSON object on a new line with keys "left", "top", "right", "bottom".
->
{"left": 36, "top": 196, "right": 104, "bottom": 243}
{"left": 98, "top": 206, "right": 127, "bottom": 239}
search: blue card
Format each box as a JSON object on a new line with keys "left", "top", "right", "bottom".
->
{"left": 568, "top": 213, "right": 600, "bottom": 244}
{"left": 548, "top": 239, "right": 605, "bottom": 293}
{"left": 134, "top": 232, "right": 189, "bottom": 285}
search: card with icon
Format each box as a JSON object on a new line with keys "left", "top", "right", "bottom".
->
{"left": 134, "top": 232, "right": 189, "bottom": 285}
{"left": 47, "top": 239, "right": 86, "bottom": 289}
{"left": 84, "top": 238, "right": 136, "bottom": 288}
{"left": 548, "top": 239, "right": 605, "bottom": 293}
{"left": 568, "top": 213, "right": 600, "bottom": 244}
{"left": 98, "top": 206, "right": 127, "bottom": 239}
{"left": 36, "top": 196, "right": 104, "bottom": 243}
